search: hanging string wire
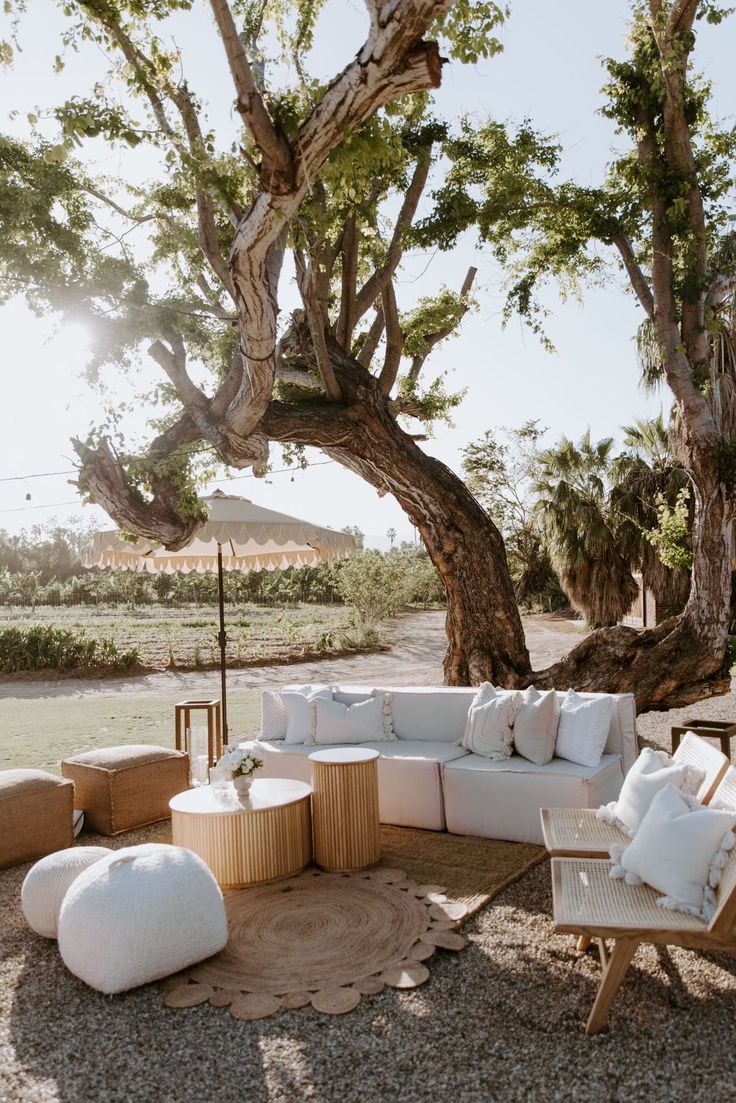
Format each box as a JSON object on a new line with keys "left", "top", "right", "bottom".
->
{"left": 0, "top": 459, "right": 338, "bottom": 514}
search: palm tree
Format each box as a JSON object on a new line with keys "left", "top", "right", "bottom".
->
{"left": 533, "top": 432, "right": 638, "bottom": 628}
{"left": 611, "top": 415, "right": 690, "bottom": 618}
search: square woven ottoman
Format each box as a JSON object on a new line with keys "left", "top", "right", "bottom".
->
{"left": 61, "top": 745, "right": 189, "bottom": 835}
{"left": 0, "top": 769, "right": 74, "bottom": 869}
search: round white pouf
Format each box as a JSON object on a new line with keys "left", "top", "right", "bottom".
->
{"left": 21, "top": 846, "right": 113, "bottom": 939}
{"left": 57, "top": 843, "right": 228, "bottom": 994}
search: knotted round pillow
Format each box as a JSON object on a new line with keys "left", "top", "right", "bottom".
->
{"left": 21, "top": 846, "right": 113, "bottom": 939}
{"left": 57, "top": 843, "right": 228, "bottom": 994}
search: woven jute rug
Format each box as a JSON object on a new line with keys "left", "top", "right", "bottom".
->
{"left": 161, "top": 827, "right": 544, "bottom": 1020}
{"left": 377, "top": 825, "right": 545, "bottom": 920}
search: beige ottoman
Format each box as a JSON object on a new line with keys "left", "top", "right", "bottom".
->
{"left": 62, "top": 745, "right": 189, "bottom": 835}
{"left": 0, "top": 770, "right": 74, "bottom": 869}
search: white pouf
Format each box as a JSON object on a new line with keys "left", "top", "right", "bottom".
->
{"left": 57, "top": 843, "right": 228, "bottom": 994}
{"left": 21, "top": 846, "right": 113, "bottom": 939}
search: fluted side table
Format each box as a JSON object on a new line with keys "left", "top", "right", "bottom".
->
{"left": 170, "top": 778, "right": 312, "bottom": 888}
{"left": 309, "top": 747, "right": 380, "bottom": 872}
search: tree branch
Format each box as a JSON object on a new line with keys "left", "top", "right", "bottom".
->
{"left": 354, "top": 147, "right": 433, "bottom": 322}
{"left": 224, "top": 1, "right": 452, "bottom": 452}
{"left": 356, "top": 302, "right": 386, "bottom": 368}
{"left": 294, "top": 249, "right": 342, "bottom": 401}
{"left": 378, "top": 281, "right": 403, "bottom": 395}
{"left": 409, "top": 265, "right": 477, "bottom": 382}
{"left": 612, "top": 234, "right": 655, "bottom": 318}
{"left": 73, "top": 434, "right": 202, "bottom": 551}
{"left": 336, "top": 213, "right": 359, "bottom": 350}
{"left": 207, "top": 0, "right": 294, "bottom": 192}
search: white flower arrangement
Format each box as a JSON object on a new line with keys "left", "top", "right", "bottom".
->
{"left": 219, "top": 745, "right": 263, "bottom": 779}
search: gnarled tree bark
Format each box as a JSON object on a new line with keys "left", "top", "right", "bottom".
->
{"left": 262, "top": 343, "right": 531, "bottom": 685}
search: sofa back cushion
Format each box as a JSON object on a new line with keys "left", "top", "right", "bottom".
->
{"left": 373, "top": 687, "right": 479, "bottom": 743}
{"left": 561, "top": 691, "right": 637, "bottom": 773}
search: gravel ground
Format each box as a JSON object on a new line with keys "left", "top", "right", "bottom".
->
{"left": 3, "top": 682, "right": 736, "bottom": 1102}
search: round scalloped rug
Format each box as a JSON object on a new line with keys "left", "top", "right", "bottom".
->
{"left": 160, "top": 867, "right": 467, "bottom": 1019}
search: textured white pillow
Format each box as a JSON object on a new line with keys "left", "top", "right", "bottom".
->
{"left": 58, "top": 844, "right": 228, "bottom": 994}
{"left": 555, "top": 690, "right": 613, "bottom": 768}
{"left": 21, "top": 846, "right": 113, "bottom": 939}
{"left": 598, "top": 747, "right": 704, "bottom": 836}
{"left": 259, "top": 684, "right": 326, "bottom": 741}
{"left": 260, "top": 690, "right": 288, "bottom": 740}
{"left": 313, "top": 694, "right": 393, "bottom": 745}
{"left": 513, "top": 686, "right": 560, "bottom": 766}
{"left": 459, "top": 683, "right": 520, "bottom": 760}
{"left": 610, "top": 785, "right": 736, "bottom": 920}
{"left": 282, "top": 687, "right": 333, "bottom": 744}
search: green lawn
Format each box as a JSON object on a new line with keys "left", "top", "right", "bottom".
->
{"left": 0, "top": 692, "right": 261, "bottom": 773}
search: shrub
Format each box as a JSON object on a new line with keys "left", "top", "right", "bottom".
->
{"left": 0, "top": 625, "right": 140, "bottom": 674}
{"left": 334, "top": 552, "right": 416, "bottom": 624}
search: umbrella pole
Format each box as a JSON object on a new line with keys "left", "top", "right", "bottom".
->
{"left": 217, "top": 543, "right": 228, "bottom": 744}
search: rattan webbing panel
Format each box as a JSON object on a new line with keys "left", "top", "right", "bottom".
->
{"left": 674, "top": 733, "right": 728, "bottom": 802}
{"left": 713, "top": 767, "right": 736, "bottom": 810}
{"left": 541, "top": 807, "right": 627, "bottom": 857}
{"left": 553, "top": 858, "right": 707, "bottom": 932}
{"left": 310, "top": 750, "right": 380, "bottom": 872}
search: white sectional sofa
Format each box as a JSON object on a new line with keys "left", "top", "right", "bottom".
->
{"left": 252, "top": 685, "right": 638, "bottom": 845}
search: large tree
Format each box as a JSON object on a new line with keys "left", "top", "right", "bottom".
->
{"left": 416, "top": 0, "right": 736, "bottom": 707}
{"left": 2, "top": 0, "right": 735, "bottom": 708}
{"left": 1, "top": 0, "right": 530, "bottom": 686}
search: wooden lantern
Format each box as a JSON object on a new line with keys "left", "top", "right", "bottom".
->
{"left": 175, "top": 700, "right": 223, "bottom": 781}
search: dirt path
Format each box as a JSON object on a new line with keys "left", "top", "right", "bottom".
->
{"left": 0, "top": 611, "right": 586, "bottom": 701}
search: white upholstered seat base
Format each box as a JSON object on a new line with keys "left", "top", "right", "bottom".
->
{"left": 443, "top": 753, "right": 624, "bottom": 845}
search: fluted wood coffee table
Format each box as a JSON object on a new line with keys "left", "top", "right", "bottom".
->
{"left": 170, "top": 778, "right": 312, "bottom": 888}
{"left": 309, "top": 747, "right": 380, "bottom": 872}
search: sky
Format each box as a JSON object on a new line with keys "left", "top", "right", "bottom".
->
{"left": 0, "top": 0, "right": 734, "bottom": 549}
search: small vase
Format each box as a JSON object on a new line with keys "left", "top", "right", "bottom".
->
{"left": 232, "top": 775, "right": 253, "bottom": 800}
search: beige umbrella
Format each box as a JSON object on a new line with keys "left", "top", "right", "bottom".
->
{"left": 82, "top": 490, "right": 357, "bottom": 737}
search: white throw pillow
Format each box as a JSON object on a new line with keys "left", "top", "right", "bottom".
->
{"left": 610, "top": 785, "right": 736, "bottom": 920}
{"left": 513, "top": 686, "right": 560, "bottom": 766}
{"left": 313, "top": 694, "right": 393, "bottom": 745}
{"left": 555, "top": 690, "right": 613, "bottom": 768}
{"left": 598, "top": 747, "right": 704, "bottom": 837}
{"left": 259, "top": 684, "right": 324, "bottom": 741}
{"left": 260, "top": 690, "right": 288, "bottom": 740}
{"left": 282, "top": 687, "right": 333, "bottom": 744}
{"left": 459, "top": 683, "right": 520, "bottom": 760}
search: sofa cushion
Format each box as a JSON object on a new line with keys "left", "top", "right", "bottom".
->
{"left": 445, "top": 751, "right": 621, "bottom": 779}
{"left": 555, "top": 690, "right": 613, "bottom": 768}
{"left": 360, "top": 740, "right": 469, "bottom": 764}
{"left": 513, "top": 687, "right": 560, "bottom": 766}
{"left": 260, "top": 684, "right": 333, "bottom": 741}
{"left": 442, "top": 752, "right": 624, "bottom": 845}
{"left": 313, "top": 695, "right": 391, "bottom": 745}
{"left": 376, "top": 687, "right": 478, "bottom": 742}
{"left": 282, "top": 688, "right": 332, "bottom": 744}
{"left": 459, "top": 684, "right": 518, "bottom": 760}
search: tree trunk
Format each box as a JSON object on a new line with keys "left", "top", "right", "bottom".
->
{"left": 538, "top": 451, "right": 734, "bottom": 710}
{"left": 263, "top": 348, "right": 531, "bottom": 686}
